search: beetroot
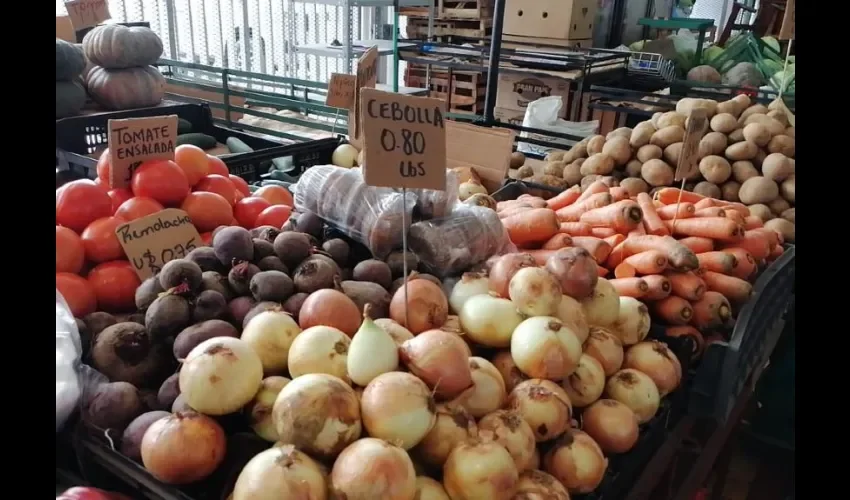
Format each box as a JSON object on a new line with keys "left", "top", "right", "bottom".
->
{"left": 252, "top": 238, "right": 276, "bottom": 260}
{"left": 228, "top": 296, "right": 257, "bottom": 326}
{"left": 135, "top": 277, "right": 164, "bottom": 311}
{"left": 159, "top": 259, "right": 202, "bottom": 291}
{"left": 243, "top": 301, "right": 283, "bottom": 329}
{"left": 322, "top": 238, "right": 350, "bottom": 267}
{"left": 171, "top": 394, "right": 193, "bottom": 413}
{"left": 213, "top": 226, "right": 254, "bottom": 267}
{"left": 82, "top": 381, "right": 145, "bottom": 433}
{"left": 256, "top": 256, "right": 289, "bottom": 273}
{"left": 293, "top": 255, "right": 341, "bottom": 293}
{"left": 386, "top": 251, "right": 420, "bottom": 279}
{"left": 250, "top": 270, "right": 294, "bottom": 302}
{"left": 121, "top": 411, "right": 170, "bottom": 462}
{"left": 352, "top": 259, "right": 393, "bottom": 289}
{"left": 83, "top": 312, "right": 118, "bottom": 342}
{"left": 185, "top": 247, "right": 224, "bottom": 273}
{"left": 91, "top": 323, "right": 174, "bottom": 388}
{"left": 144, "top": 293, "right": 192, "bottom": 340}
{"left": 228, "top": 262, "right": 261, "bottom": 295}
{"left": 200, "top": 271, "right": 234, "bottom": 301}
{"left": 193, "top": 290, "right": 227, "bottom": 322}
{"left": 283, "top": 293, "right": 309, "bottom": 321}
{"left": 173, "top": 319, "right": 239, "bottom": 359}
{"left": 273, "top": 231, "right": 312, "bottom": 269}
{"left": 251, "top": 225, "right": 281, "bottom": 242}
{"left": 294, "top": 212, "right": 324, "bottom": 238}
{"left": 157, "top": 373, "right": 181, "bottom": 410}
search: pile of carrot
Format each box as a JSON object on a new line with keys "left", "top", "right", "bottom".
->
{"left": 495, "top": 181, "right": 788, "bottom": 350}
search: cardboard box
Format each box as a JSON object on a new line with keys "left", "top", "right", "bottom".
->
{"left": 56, "top": 16, "right": 76, "bottom": 42}
{"left": 504, "top": 0, "right": 597, "bottom": 41}
{"left": 496, "top": 73, "right": 571, "bottom": 118}
{"left": 493, "top": 107, "right": 526, "bottom": 126}
{"left": 502, "top": 36, "right": 593, "bottom": 49}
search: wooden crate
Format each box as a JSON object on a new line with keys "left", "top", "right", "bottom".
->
{"left": 405, "top": 17, "right": 493, "bottom": 41}
{"left": 400, "top": 0, "right": 494, "bottom": 20}
{"left": 404, "top": 65, "right": 486, "bottom": 115}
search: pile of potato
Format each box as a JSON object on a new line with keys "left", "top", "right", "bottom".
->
{"left": 517, "top": 94, "right": 795, "bottom": 225}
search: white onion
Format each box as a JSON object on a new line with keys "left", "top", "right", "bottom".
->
{"left": 510, "top": 316, "right": 582, "bottom": 380}
{"left": 583, "top": 326, "right": 625, "bottom": 376}
{"left": 413, "top": 403, "right": 477, "bottom": 467}
{"left": 451, "top": 357, "right": 506, "bottom": 418}
{"left": 507, "top": 379, "right": 573, "bottom": 442}
{"left": 330, "top": 438, "right": 416, "bottom": 500}
{"left": 561, "top": 354, "right": 606, "bottom": 408}
{"left": 624, "top": 340, "right": 682, "bottom": 396}
{"left": 179, "top": 337, "right": 263, "bottom": 415}
{"left": 272, "top": 373, "right": 362, "bottom": 460}
{"left": 611, "top": 297, "right": 651, "bottom": 346}
{"left": 449, "top": 272, "right": 490, "bottom": 314}
{"left": 582, "top": 399, "right": 640, "bottom": 454}
{"left": 287, "top": 326, "right": 350, "bottom": 381}
{"left": 241, "top": 310, "right": 302, "bottom": 375}
{"left": 543, "top": 429, "right": 608, "bottom": 494}
{"left": 400, "top": 330, "right": 473, "bottom": 400}
{"left": 347, "top": 306, "right": 399, "bottom": 386}
{"left": 374, "top": 318, "right": 414, "bottom": 347}
{"left": 491, "top": 350, "right": 528, "bottom": 393}
{"left": 244, "top": 376, "right": 290, "bottom": 442}
{"left": 232, "top": 445, "right": 327, "bottom": 500}
{"left": 580, "top": 278, "right": 620, "bottom": 327}
{"left": 360, "top": 372, "right": 436, "bottom": 450}
{"left": 443, "top": 434, "right": 519, "bottom": 500}
{"left": 555, "top": 294, "right": 590, "bottom": 342}
{"left": 605, "top": 369, "right": 661, "bottom": 424}
{"left": 514, "top": 470, "right": 570, "bottom": 499}
{"left": 459, "top": 294, "right": 523, "bottom": 348}
{"left": 415, "top": 476, "right": 451, "bottom": 500}
{"left": 509, "top": 267, "right": 562, "bottom": 317}
{"left": 332, "top": 144, "right": 359, "bottom": 168}
{"left": 477, "top": 410, "right": 536, "bottom": 473}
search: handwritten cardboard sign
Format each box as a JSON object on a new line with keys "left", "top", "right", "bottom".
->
{"left": 56, "top": 16, "right": 76, "bottom": 42}
{"left": 326, "top": 73, "right": 357, "bottom": 109}
{"left": 115, "top": 208, "right": 203, "bottom": 280}
{"left": 361, "top": 88, "right": 447, "bottom": 190}
{"left": 675, "top": 109, "right": 708, "bottom": 182}
{"left": 107, "top": 115, "right": 178, "bottom": 188}
{"left": 350, "top": 46, "right": 379, "bottom": 143}
{"left": 446, "top": 122, "right": 516, "bottom": 193}
{"left": 64, "top": 0, "right": 111, "bottom": 30}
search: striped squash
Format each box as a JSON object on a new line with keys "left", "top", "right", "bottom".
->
{"left": 85, "top": 66, "right": 165, "bottom": 111}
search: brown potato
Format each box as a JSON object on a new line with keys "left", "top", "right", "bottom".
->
{"left": 641, "top": 159, "right": 675, "bottom": 187}
{"left": 743, "top": 114, "right": 785, "bottom": 136}
{"left": 784, "top": 126, "right": 795, "bottom": 139}
{"left": 650, "top": 113, "right": 663, "bottom": 129}
{"left": 693, "top": 181, "right": 721, "bottom": 199}
{"left": 761, "top": 153, "right": 794, "bottom": 182}
{"left": 602, "top": 136, "right": 632, "bottom": 166}
{"left": 748, "top": 204, "right": 774, "bottom": 221}
{"left": 738, "top": 176, "right": 779, "bottom": 205}
{"left": 767, "top": 135, "right": 795, "bottom": 158}
{"left": 625, "top": 160, "right": 643, "bottom": 178}
{"left": 739, "top": 104, "right": 768, "bottom": 123}
{"left": 562, "top": 163, "right": 583, "bottom": 185}
{"left": 600, "top": 176, "right": 619, "bottom": 187}
{"left": 545, "top": 151, "right": 566, "bottom": 162}
{"left": 510, "top": 151, "right": 526, "bottom": 169}
{"left": 780, "top": 175, "right": 795, "bottom": 203}
{"left": 620, "top": 177, "right": 649, "bottom": 196}
{"left": 663, "top": 142, "right": 683, "bottom": 166}
{"left": 742, "top": 123, "right": 771, "bottom": 147}
{"left": 725, "top": 141, "right": 759, "bottom": 161}
{"left": 753, "top": 148, "right": 767, "bottom": 169}
{"left": 709, "top": 113, "right": 738, "bottom": 134}
{"left": 531, "top": 174, "right": 569, "bottom": 190}
{"left": 581, "top": 175, "right": 602, "bottom": 190}
{"left": 698, "top": 155, "right": 732, "bottom": 184}
{"left": 630, "top": 123, "right": 656, "bottom": 148}
{"left": 727, "top": 128, "right": 745, "bottom": 144}
{"left": 650, "top": 126, "right": 686, "bottom": 148}
{"left": 516, "top": 165, "right": 534, "bottom": 179}
{"left": 698, "top": 132, "right": 728, "bottom": 158}
{"left": 768, "top": 197, "right": 791, "bottom": 215}
{"left": 587, "top": 135, "right": 606, "bottom": 155}
{"left": 543, "top": 161, "right": 567, "bottom": 177}
{"left": 580, "top": 153, "right": 616, "bottom": 176}
{"left": 657, "top": 111, "right": 687, "bottom": 129}
{"left": 571, "top": 141, "right": 589, "bottom": 159}
{"left": 732, "top": 94, "right": 751, "bottom": 110}
{"left": 716, "top": 99, "right": 742, "bottom": 118}
{"left": 607, "top": 127, "right": 633, "bottom": 140}
{"left": 721, "top": 181, "right": 741, "bottom": 202}
{"left": 764, "top": 218, "right": 795, "bottom": 243}
{"left": 573, "top": 158, "right": 586, "bottom": 168}
{"left": 766, "top": 110, "right": 789, "bottom": 127}
{"left": 732, "top": 161, "right": 759, "bottom": 183}
{"left": 636, "top": 144, "right": 663, "bottom": 163}
{"left": 781, "top": 207, "right": 795, "bottom": 223}
{"left": 676, "top": 97, "right": 718, "bottom": 117}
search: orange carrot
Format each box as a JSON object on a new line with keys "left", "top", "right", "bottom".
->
{"left": 502, "top": 208, "right": 561, "bottom": 247}
{"left": 721, "top": 248, "right": 756, "bottom": 280}
{"left": 664, "top": 217, "right": 744, "bottom": 242}
{"left": 653, "top": 296, "right": 694, "bottom": 325}
{"left": 591, "top": 227, "right": 618, "bottom": 238}
{"left": 652, "top": 199, "right": 665, "bottom": 209}
{"left": 571, "top": 236, "right": 613, "bottom": 264}
{"left": 609, "top": 278, "right": 649, "bottom": 298}
{"left": 604, "top": 234, "right": 626, "bottom": 248}
{"left": 614, "top": 262, "right": 636, "bottom": 279}
{"left": 636, "top": 193, "right": 669, "bottom": 236}
{"left": 717, "top": 203, "right": 750, "bottom": 217}
{"left": 694, "top": 207, "right": 726, "bottom": 218}
{"left": 656, "top": 203, "right": 696, "bottom": 220}
{"left": 655, "top": 187, "right": 705, "bottom": 205}
{"left": 541, "top": 233, "right": 573, "bottom": 250}
{"left": 559, "top": 222, "right": 593, "bottom": 236}
{"left": 768, "top": 244, "right": 784, "bottom": 261}
{"left": 691, "top": 291, "right": 732, "bottom": 330}
{"left": 743, "top": 216, "right": 764, "bottom": 229}
{"left": 666, "top": 271, "right": 706, "bottom": 301}
{"left": 576, "top": 180, "right": 610, "bottom": 202}
{"left": 696, "top": 251, "right": 738, "bottom": 275}
{"left": 694, "top": 198, "right": 716, "bottom": 210}
{"left": 597, "top": 265, "right": 610, "bottom": 277}
{"left": 629, "top": 224, "right": 647, "bottom": 237}
{"left": 498, "top": 205, "right": 533, "bottom": 219}
{"left": 620, "top": 235, "right": 699, "bottom": 271}
{"left": 643, "top": 275, "right": 672, "bottom": 300}
{"left": 678, "top": 237, "right": 714, "bottom": 254}
{"left": 518, "top": 194, "right": 546, "bottom": 205}
{"left": 724, "top": 210, "right": 745, "bottom": 225}
{"left": 580, "top": 200, "right": 644, "bottom": 233}
{"left": 609, "top": 186, "right": 630, "bottom": 201}
{"left": 497, "top": 200, "right": 534, "bottom": 212}
{"left": 624, "top": 250, "right": 668, "bottom": 275}
{"left": 665, "top": 325, "right": 705, "bottom": 359}
{"left": 545, "top": 185, "right": 582, "bottom": 211}
{"left": 556, "top": 193, "right": 613, "bottom": 222}
{"left": 701, "top": 271, "right": 753, "bottom": 304}
{"left": 721, "top": 230, "right": 771, "bottom": 261}
{"left": 750, "top": 228, "right": 780, "bottom": 248}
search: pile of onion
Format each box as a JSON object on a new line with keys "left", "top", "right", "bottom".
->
{"left": 330, "top": 438, "right": 416, "bottom": 500}
{"left": 299, "top": 288, "right": 361, "bottom": 336}
{"left": 244, "top": 376, "right": 290, "bottom": 442}
{"left": 514, "top": 470, "right": 570, "bottom": 499}
{"left": 452, "top": 357, "right": 506, "bottom": 417}
{"left": 580, "top": 279, "right": 620, "bottom": 327}
{"left": 400, "top": 330, "right": 473, "bottom": 400}
{"left": 140, "top": 411, "right": 226, "bottom": 485}
{"left": 561, "top": 354, "right": 606, "bottom": 408}
{"left": 605, "top": 369, "right": 661, "bottom": 424}
{"left": 449, "top": 272, "right": 490, "bottom": 314}
{"left": 507, "top": 379, "right": 573, "bottom": 442}
{"left": 390, "top": 279, "right": 449, "bottom": 334}
{"left": 443, "top": 433, "right": 519, "bottom": 500}
{"left": 511, "top": 316, "right": 582, "bottom": 381}
{"left": 491, "top": 351, "right": 528, "bottom": 393}
{"left": 583, "top": 327, "right": 624, "bottom": 376}
{"left": 179, "top": 337, "right": 263, "bottom": 415}
{"left": 240, "top": 310, "right": 302, "bottom": 375}
{"left": 286, "top": 325, "right": 350, "bottom": 381}
{"left": 415, "top": 477, "right": 451, "bottom": 500}
{"left": 232, "top": 445, "right": 327, "bottom": 499}
{"left": 611, "top": 297, "right": 651, "bottom": 346}
{"left": 414, "top": 403, "right": 478, "bottom": 467}
{"left": 543, "top": 429, "right": 608, "bottom": 494}
{"left": 623, "top": 340, "right": 682, "bottom": 396}
{"left": 488, "top": 253, "right": 537, "bottom": 298}
{"left": 459, "top": 294, "right": 523, "bottom": 348}
{"left": 360, "top": 372, "right": 437, "bottom": 449}
{"left": 545, "top": 247, "right": 599, "bottom": 300}
{"left": 581, "top": 399, "right": 640, "bottom": 454}
{"left": 509, "top": 267, "right": 563, "bottom": 317}
{"left": 477, "top": 410, "right": 536, "bottom": 472}
{"left": 374, "top": 318, "right": 414, "bottom": 346}
{"left": 555, "top": 294, "right": 590, "bottom": 342}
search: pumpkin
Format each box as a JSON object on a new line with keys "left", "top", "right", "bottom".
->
{"left": 56, "top": 39, "right": 86, "bottom": 81}
{"left": 86, "top": 66, "right": 165, "bottom": 111}
{"left": 56, "top": 80, "right": 87, "bottom": 119}
{"left": 82, "top": 25, "right": 164, "bottom": 70}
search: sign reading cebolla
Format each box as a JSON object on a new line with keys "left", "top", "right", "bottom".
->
{"left": 361, "top": 88, "right": 447, "bottom": 190}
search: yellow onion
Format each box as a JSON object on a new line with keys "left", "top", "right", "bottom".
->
{"left": 140, "top": 411, "right": 226, "bottom": 485}
{"left": 459, "top": 294, "right": 523, "bottom": 348}
{"left": 414, "top": 403, "right": 478, "bottom": 467}
{"left": 583, "top": 326, "right": 624, "bottom": 376}
{"left": 507, "top": 379, "right": 573, "bottom": 442}
{"left": 179, "top": 337, "right": 263, "bottom": 415}
{"left": 508, "top": 267, "right": 562, "bottom": 317}
{"left": 491, "top": 350, "right": 528, "bottom": 393}
{"left": 555, "top": 294, "right": 590, "bottom": 342}
{"left": 400, "top": 330, "right": 473, "bottom": 400}
{"left": 287, "top": 326, "right": 350, "bottom": 381}
{"left": 582, "top": 399, "right": 640, "bottom": 454}
{"left": 443, "top": 432, "right": 519, "bottom": 500}
{"left": 330, "top": 438, "right": 416, "bottom": 500}
{"left": 360, "top": 372, "right": 436, "bottom": 449}
{"left": 529, "top": 448, "right": 541, "bottom": 470}
{"left": 244, "top": 376, "right": 290, "bottom": 442}
{"left": 580, "top": 279, "right": 620, "bottom": 327}
{"left": 561, "top": 354, "right": 606, "bottom": 408}
{"left": 240, "top": 310, "right": 301, "bottom": 375}
{"left": 389, "top": 279, "right": 449, "bottom": 334}
{"left": 623, "top": 340, "right": 682, "bottom": 396}
{"left": 611, "top": 297, "right": 651, "bottom": 345}
{"left": 510, "top": 316, "right": 582, "bottom": 380}
{"left": 374, "top": 318, "right": 414, "bottom": 347}
{"left": 232, "top": 445, "right": 327, "bottom": 500}
{"left": 477, "top": 410, "right": 536, "bottom": 472}
{"left": 451, "top": 357, "right": 506, "bottom": 418}
{"left": 605, "top": 369, "right": 660, "bottom": 424}
{"left": 415, "top": 476, "right": 451, "bottom": 500}
{"left": 543, "top": 429, "right": 608, "bottom": 494}
{"left": 272, "top": 373, "right": 361, "bottom": 460}
{"left": 514, "top": 470, "right": 570, "bottom": 499}
{"left": 449, "top": 272, "right": 490, "bottom": 314}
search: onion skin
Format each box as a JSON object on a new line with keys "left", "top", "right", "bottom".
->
{"left": 581, "top": 278, "right": 620, "bottom": 327}
{"left": 240, "top": 311, "right": 301, "bottom": 375}
{"left": 299, "top": 289, "right": 362, "bottom": 336}
{"left": 414, "top": 476, "right": 451, "bottom": 500}
{"left": 232, "top": 445, "right": 327, "bottom": 500}
{"left": 140, "top": 411, "right": 227, "bottom": 485}
{"left": 330, "top": 438, "right": 416, "bottom": 500}
{"left": 555, "top": 294, "right": 590, "bottom": 343}
{"left": 582, "top": 326, "right": 625, "bottom": 377}
{"left": 509, "top": 267, "right": 563, "bottom": 317}
{"left": 442, "top": 436, "right": 519, "bottom": 500}
{"left": 449, "top": 272, "right": 490, "bottom": 314}
{"left": 624, "top": 341, "right": 682, "bottom": 396}
{"left": 510, "top": 316, "right": 582, "bottom": 381}
{"left": 605, "top": 369, "right": 661, "bottom": 424}
{"left": 543, "top": 429, "right": 608, "bottom": 494}
{"left": 477, "top": 410, "right": 536, "bottom": 473}
{"left": 360, "top": 372, "right": 437, "bottom": 450}
{"left": 491, "top": 350, "right": 528, "bottom": 393}
{"left": 414, "top": 403, "right": 478, "bottom": 467}
{"left": 244, "top": 376, "right": 290, "bottom": 442}
{"left": 611, "top": 297, "right": 651, "bottom": 346}
{"left": 459, "top": 294, "right": 523, "bottom": 348}
{"left": 287, "top": 326, "right": 350, "bottom": 381}
{"left": 374, "top": 318, "right": 414, "bottom": 347}
{"left": 507, "top": 379, "right": 573, "bottom": 442}
{"left": 545, "top": 247, "right": 599, "bottom": 300}
{"left": 179, "top": 337, "right": 263, "bottom": 415}
{"left": 400, "top": 330, "right": 473, "bottom": 400}
{"left": 389, "top": 279, "right": 449, "bottom": 334}
{"left": 561, "top": 354, "right": 606, "bottom": 408}
{"left": 514, "top": 469, "right": 570, "bottom": 499}
{"left": 489, "top": 253, "right": 537, "bottom": 298}
{"left": 272, "top": 373, "right": 362, "bottom": 460}
{"left": 581, "top": 399, "right": 640, "bottom": 454}
{"left": 451, "top": 357, "right": 506, "bottom": 418}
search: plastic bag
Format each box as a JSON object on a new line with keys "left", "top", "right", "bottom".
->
{"left": 517, "top": 96, "right": 599, "bottom": 157}
{"left": 407, "top": 169, "right": 460, "bottom": 220}
{"left": 408, "top": 205, "right": 515, "bottom": 278}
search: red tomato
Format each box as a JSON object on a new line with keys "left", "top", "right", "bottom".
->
{"left": 254, "top": 185, "right": 294, "bottom": 206}
{"left": 56, "top": 273, "right": 98, "bottom": 317}
{"left": 234, "top": 197, "right": 272, "bottom": 228}
{"left": 81, "top": 216, "right": 127, "bottom": 263}
{"left": 234, "top": 190, "right": 245, "bottom": 203}
{"left": 93, "top": 177, "right": 109, "bottom": 192}
{"left": 57, "top": 486, "right": 120, "bottom": 500}
{"left": 254, "top": 204, "right": 292, "bottom": 229}
{"left": 207, "top": 155, "right": 230, "bottom": 176}
{"left": 194, "top": 174, "right": 238, "bottom": 205}
{"left": 56, "top": 226, "right": 85, "bottom": 274}
{"left": 87, "top": 261, "right": 141, "bottom": 312}
{"left": 57, "top": 180, "right": 113, "bottom": 233}
{"left": 200, "top": 231, "right": 213, "bottom": 246}
{"left": 115, "top": 197, "right": 164, "bottom": 221}
{"left": 107, "top": 188, "right": 133, "bottom": 214}
{"left": 181, "top": 191, "right": 234, "bottom": 232}
{"left": 96, "top": 149, "right": 111, "bottom": 184}
{"left": 131, "top": 159, "right": 190, "bottom": 206}
{"left": 229, "top": 175, "right": 251, "bottom": 196}
{"left": 174, "top": 145, "right": 210, "bottom": 187}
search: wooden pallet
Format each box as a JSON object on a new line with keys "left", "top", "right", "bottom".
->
{"left": 405, "top": 17, "right": 493, "bottom": 40}
{"left": 400, "top": 0, "right": 493, "bottom": 20}
{"left": 404, "top": 65, "right": 486, "bottom": 115}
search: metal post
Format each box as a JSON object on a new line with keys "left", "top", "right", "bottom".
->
{"left": 483, "top": 0, "right": 507, "bottom": 123}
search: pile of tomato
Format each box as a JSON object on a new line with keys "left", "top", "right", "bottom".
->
{"left": 56, "top": 145, "right": 294, "bottom": 319}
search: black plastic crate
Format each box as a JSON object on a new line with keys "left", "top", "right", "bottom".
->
{"left": 491, "top": 178, "right": 566, "bottom": 201}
